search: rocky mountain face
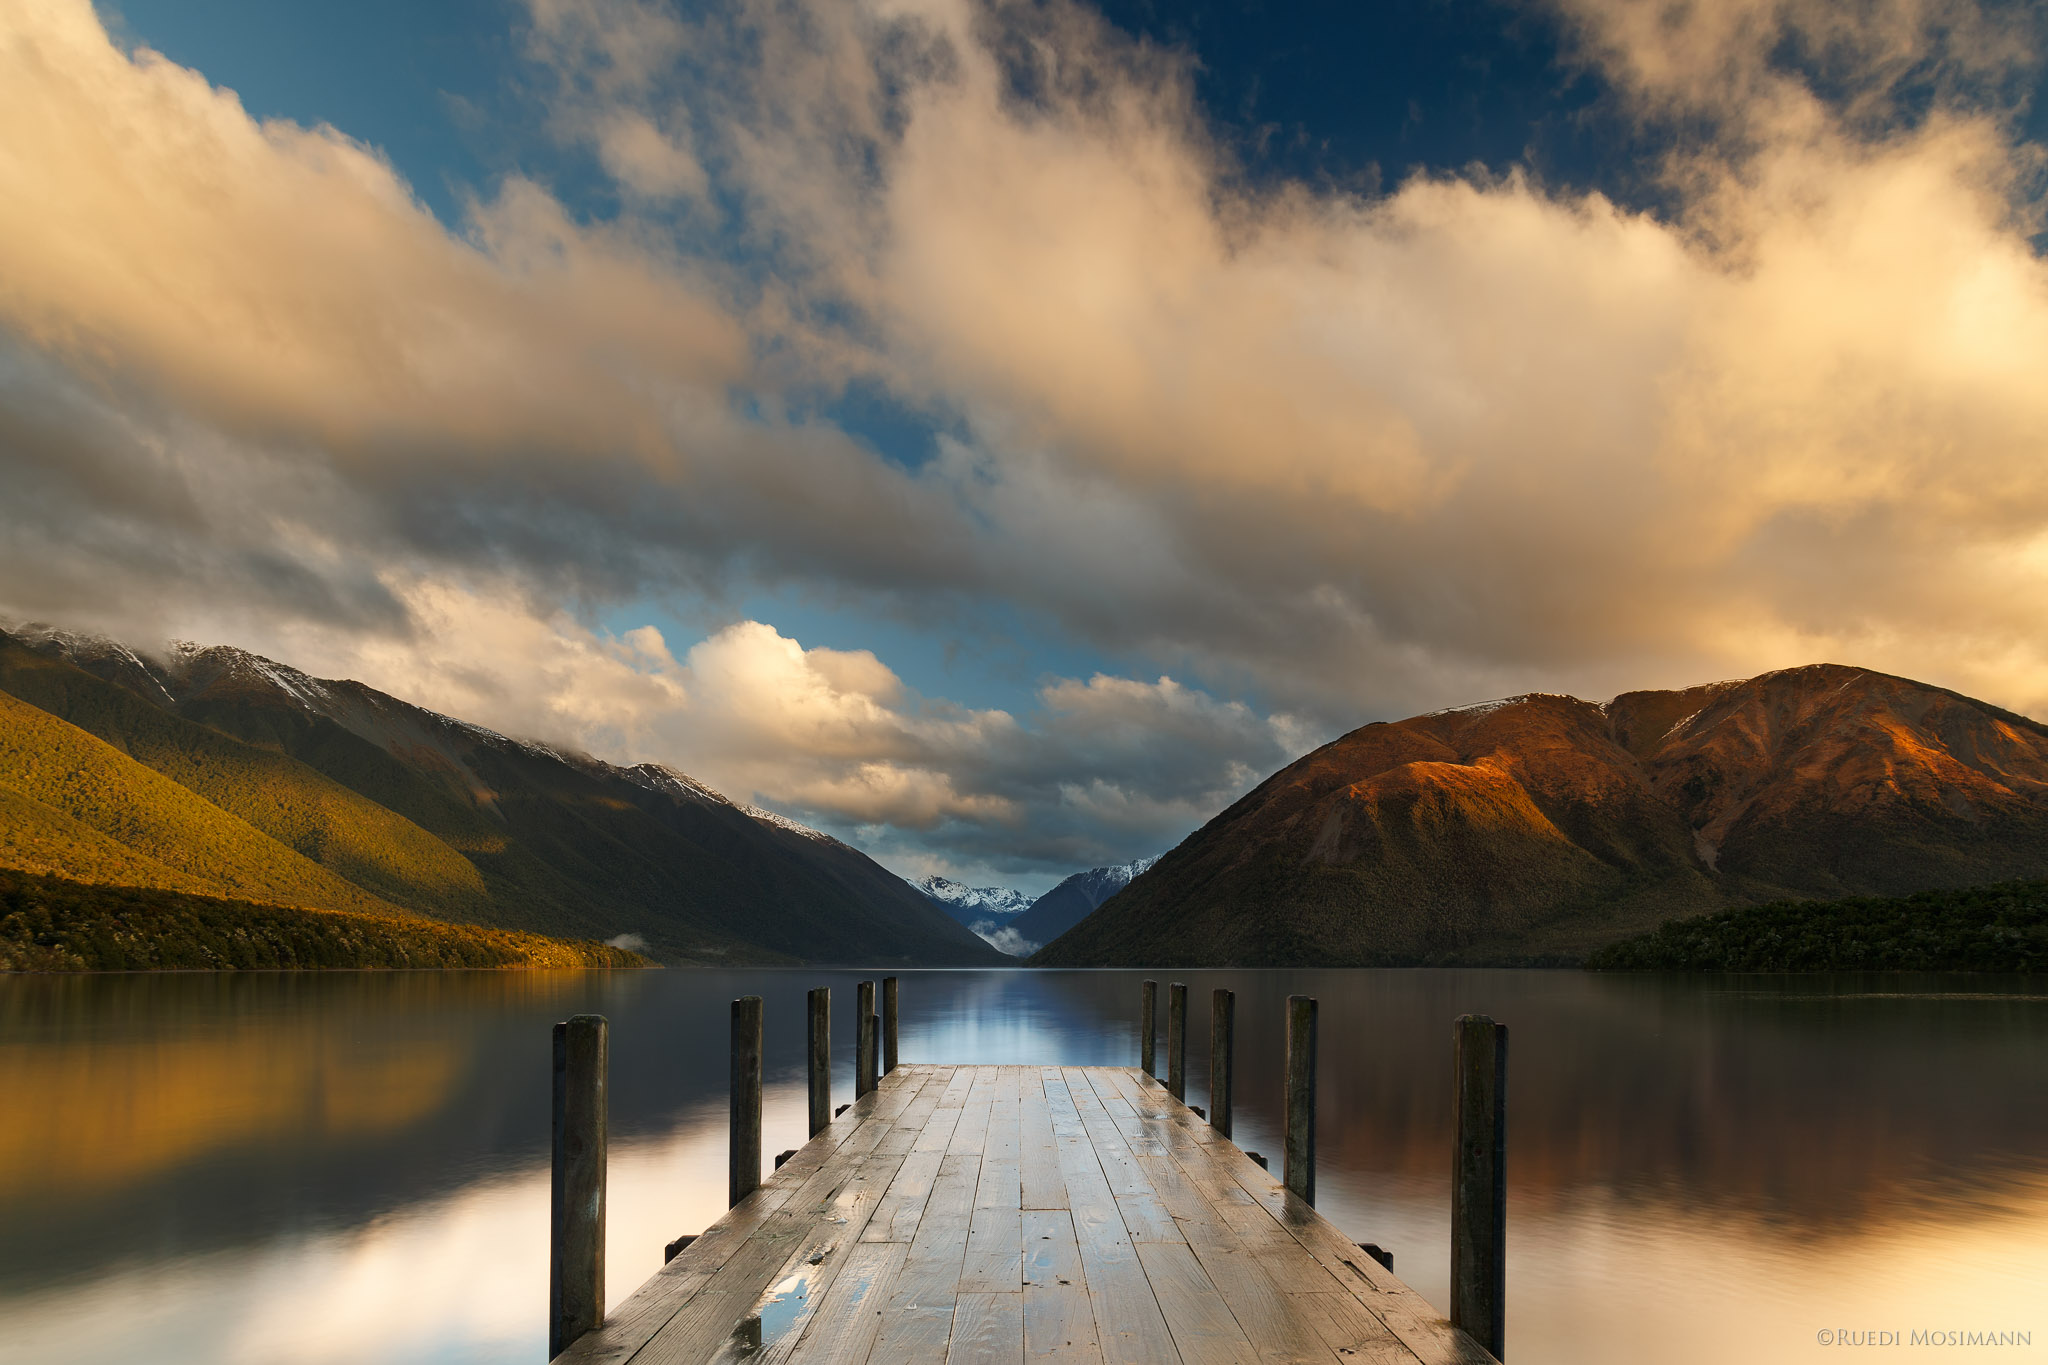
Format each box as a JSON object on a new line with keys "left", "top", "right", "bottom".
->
{"left": 1031, "top": 665, "right": 2048, "bottom": 966}
{"left": 0, "top": 625, "right": 1005, "bottom": 966}
{"left": 1008, "top": 856, "right": 1160, "bottom": 946}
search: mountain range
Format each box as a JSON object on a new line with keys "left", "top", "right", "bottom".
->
{"left": 0, "top": 625, "right": 1004, "bottom": 966}
{"left": 912, "top": 858, "right": 1162, "bottom": 955}
{"left": 1033, "top": 664, "right": 2048, "bottom": 966}
{"left": 910, "top": 876, "right": 1035, "bottom": 928}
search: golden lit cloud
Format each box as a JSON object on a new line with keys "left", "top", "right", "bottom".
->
{"left": 2, "top": 0, "right": 2048, "bottom": 875}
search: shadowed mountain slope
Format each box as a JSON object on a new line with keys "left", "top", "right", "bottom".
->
{"left": 1008, "top": 856, "right": 1160, "bottom": 946}
{"left": 1, "top": 627, "right": 1004, "bottom": 966}
{"left": 1032, "top": 665, "right": 2048, "bottom": 966}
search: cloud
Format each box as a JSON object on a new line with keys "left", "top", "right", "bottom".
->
{"left": 247, "top": 576, "right": 1298, "bottom": 878}
{"left": 5, "top": 0, "right": 2048, "bottom": 880}
{"left": 617, "top": 0, "right": 2048, "bottom": 715}
{"left": 971, "top": 923, "right": 1039, "bottom": 956}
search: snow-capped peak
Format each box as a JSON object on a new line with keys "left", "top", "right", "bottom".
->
{"left": 166, "top": 641, "right": 335, "bottom": 710}
{"left": 744, "top": 804, "right": 837, "bottom": 843}
{"left": 623, "top": 763, "right": 732, "bottom": 807}
{"left": 909, "top": 875, "right": 1033, "bottom": 918}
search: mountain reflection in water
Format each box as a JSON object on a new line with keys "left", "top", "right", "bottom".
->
{"left": 0, "top": 968, "right": 2041, "bottom": 1364}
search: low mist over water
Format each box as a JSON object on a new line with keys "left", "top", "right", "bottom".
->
{"left": 2, "top": 968, "right": 2043, "bottom": 1364}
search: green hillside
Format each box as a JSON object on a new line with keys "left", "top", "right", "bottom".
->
{"left": 0, "top": 627, "right": 1008, "bottom": 967}
{"left": 1586, "top": 881, "right": 2048, "bottom": 972}
{"left": 0, "top": 868, "right": 651, "bottom": 971}
{"left": 0, "top": 642, "right": 490, "bottom": 918}
{"left": 0, "top": 784, "right": 221, "bottom": 894}
{"left": 0, "top": 689, "right": 408, "bottom": 917}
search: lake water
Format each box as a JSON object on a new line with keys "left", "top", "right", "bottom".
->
{"left": 0, "top": 968, "right": 2043, "bottom": 1364}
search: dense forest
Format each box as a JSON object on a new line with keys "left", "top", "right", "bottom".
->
{"left": 1586, "top": 880, "right": 2048, "bottom": 972}
{"left": 0, "top": 869, "right": 651, "bottom": 972}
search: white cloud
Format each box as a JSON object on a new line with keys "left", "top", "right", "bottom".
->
{"left": 226, "top": 574, "right": 1289, "bottom": 874}
{"left": 5, "top": 0, "right": 2048, "bottom": 877}
{"left": 971, "top": 923, "right": 1040, "bottom": 956}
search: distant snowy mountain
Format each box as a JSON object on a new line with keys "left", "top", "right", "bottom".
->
{"left": 909, "top": 875, "right": 1034, "bottom": 924}
{"left": 1009, "top": 855, "right": 1162, "bottom": 949}
{"left": 907, "top": 857, "right": 1165, "bottom": 957}
{"left": 908, "top": 875, "right": 1040, "bottom": 955}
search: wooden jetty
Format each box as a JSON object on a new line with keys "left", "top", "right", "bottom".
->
{"left": 549, "top": 985, "right": 1506, "bottom": 1365}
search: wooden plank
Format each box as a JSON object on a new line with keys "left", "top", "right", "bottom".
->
{"left": 783, "top": 1240, "right": 907, "bottom": 1365}
{"left": 1020, "top": 1076, "right": 1069, "bottom": 1211}
{"left": 1135, "top": 1240, "right": 1259, "bottom": 1365}
{"left": 875, "top": 1078, "right": 949, "bottom": 1157}
{"left": 553, "top": 1069, "right": 933, "bottom": 1365}
{"left": 1130, "top": 1153, "right": 1217, "bottom": 1229}
{"left": 1068, "top": 1074, "right": 1144, "bottom": 1174}
{"left": 616, "top": 1071, "right": 942, "bottom": 1365}
{"left": 961, "top": 1125, "right": 1024, "bottom": 1295}
{"left": 656, "top": 1147, "right": 908, "bottom": 1365}
{"left": 572, "top": 1063, "right": 1492, "bottom": 1365}
{"left": 1269, "top": 1215, "right": 1491, "bottom": 1365}
{"left": 1112, "top": 1191, "right": 1181, "bottom": 1243}
{"left": 961, "top": 1207, "right": 1023, "bottom": 1293}
{"left": 947, "top": 1292, "right": 1024, "bottom": 1365}
{"left": 950, "top": 1068, "right": 999, "bottom": 1157}
{"left": 1042, "top": 1071, "right": 1087, "bottom": 1138}
{"left": 1022, "top": 1209, "right": 1101, "bottom": 1364}
{"left": 863, "top": 1148, "right": 947, "bottom": 1243}
{"left": 1131, "top": 1085, "right": 1489, "bottom": 1365}
{"left": 1053, "top": 1091, "right": 1178, "bottom": 1365}
{"left": 915, "top": 1101, "right": 967, "bottom": 1154}
{"left": 867, "top": 1151, "right": 983, "bottom": 1364}
{"left": 1083, "top": 1070, "right": 1167, "bottom": 1157}
{"left": 1084, "top": 1070, "right": 1480, "bottom": 1365}
{"left": 938, "top": 1066, "right": 979, "bottom": 1109}
{"left": 1287, "top": 1293, "right": 1417, "bottom": 1365}
{"left": 1175, "top": 1218, "right": 1348, "bottom": 1365}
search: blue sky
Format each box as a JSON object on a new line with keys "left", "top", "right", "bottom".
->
{"left": 5, "top": 0, "right": 2048, "bottom": 892}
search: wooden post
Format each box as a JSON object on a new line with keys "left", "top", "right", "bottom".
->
{"left": 1210, "top": 988, "right": 1234, "bottom": 1138}
{"left": 807, "top": 987, "right": 831, "bottom": 1137}
{"left": 883, "top": 976, "right": 900, "bottom": 1073}
{"left": 1141, "top": 979, "right": 1157, "bottom": 1076}
{"left": 1283, "top": 994, "right": 1317, "bottom": 1206}
{"left": 1452, "top": 1014, "right": 1508, "bottom": 1360}
{"left": 730, "top": 996, "right": 763, "bottom": 1207}
{"left": 856, "top": 980, "right": 877, "bottom": 1098}
{"left": 550, "top": 1014, "right": 607, "bottom": 1360}
{"left": 1167, "top": 982, "right": 1188, "bottom": 1101}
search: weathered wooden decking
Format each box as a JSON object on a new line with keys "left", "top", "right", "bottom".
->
{"left": 555, "top": 1064, "right": 1498, "bottom": 1365}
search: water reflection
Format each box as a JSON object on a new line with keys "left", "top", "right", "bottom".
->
{"left": 0, "top": 968, "right": 2042, "bottom": 1364}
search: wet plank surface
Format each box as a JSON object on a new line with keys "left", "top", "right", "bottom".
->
{"left": 553, "top": 1066, "right": 1498, "bottom": 1365}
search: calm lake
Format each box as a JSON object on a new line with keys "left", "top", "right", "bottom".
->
{"left": 1, "top": 967, "right": 2043, "bottom": 1364}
